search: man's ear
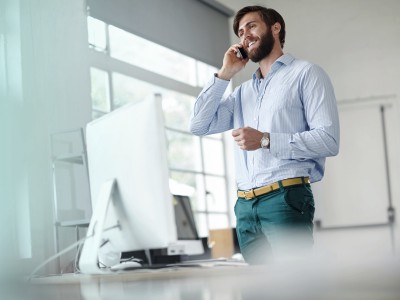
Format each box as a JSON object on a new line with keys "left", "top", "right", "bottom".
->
{"left": 272, "top": 22, "right": 281, "bottom": 34}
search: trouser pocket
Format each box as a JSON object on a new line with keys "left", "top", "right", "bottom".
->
{"left": 284, "top": 185, "right": 315, "bottom": 221}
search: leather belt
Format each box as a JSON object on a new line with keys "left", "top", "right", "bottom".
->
{"left": 237, "top": 177, "right": 310, "bottom": 200}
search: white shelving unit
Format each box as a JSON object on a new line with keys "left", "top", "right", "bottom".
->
{"left": 50, "top": 128, "right": 91, "bottom": 272}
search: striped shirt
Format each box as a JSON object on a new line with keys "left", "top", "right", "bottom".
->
{"left": 190, "top": 53, "right": 340, "bottom": 190}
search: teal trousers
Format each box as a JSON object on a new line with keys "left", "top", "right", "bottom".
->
{"left": 234, "top": 184, "right": 315, "bottom": 264}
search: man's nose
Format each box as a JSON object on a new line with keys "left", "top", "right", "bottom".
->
{"left": 242, "top": 31, "right": 251, "bottom": 44}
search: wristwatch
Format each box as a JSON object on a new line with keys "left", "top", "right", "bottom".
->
{"left": 260, "top": 132, "right": 270, "bottom": 149}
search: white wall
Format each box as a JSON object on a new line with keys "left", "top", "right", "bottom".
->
{"left": 1, "top": 0, "right": 92, "bottom": 275}
{"left": 218, "top": 0, "right": 400, "bottom": 257}
{"left": 225, "top": 0, "right": 400, "bottom": 101}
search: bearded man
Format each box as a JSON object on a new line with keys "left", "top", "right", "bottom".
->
{"left": 190, "top": 6, "right": 340, "bottom": 264}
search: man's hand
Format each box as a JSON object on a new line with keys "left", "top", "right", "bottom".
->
{"left": 217, "top": 44, "right": 249, "bottom": 81}
{"left": 232, "top": 127, "right": 265, "bottom": 151}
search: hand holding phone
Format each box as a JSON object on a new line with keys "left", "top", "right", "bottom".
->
{"left": 218, "top": 45, "right": 248, "bottom": 80}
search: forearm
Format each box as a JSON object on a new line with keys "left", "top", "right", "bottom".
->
{"left": 270, "top": 127, "right": 339, "bottom": 160}
{"left": 190, "top": 75, "right": 233, "bottom": 136}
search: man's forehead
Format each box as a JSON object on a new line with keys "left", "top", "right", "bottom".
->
{"left": 238, "top": 12, "right": 262, "bottom": 30}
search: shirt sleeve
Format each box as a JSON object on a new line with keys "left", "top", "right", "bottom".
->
{"left": 189, "top": 74, "right": 236, "bottom": 136}
{"left": 269, "top": 64, "right": 340, "bottom": 160}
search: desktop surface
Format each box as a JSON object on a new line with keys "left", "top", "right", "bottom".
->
{"left": 20, "top": 255, "right": 400, "bottom": 300}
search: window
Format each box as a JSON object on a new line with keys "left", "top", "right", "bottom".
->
{"left": 87, "top": 17, "right": 231, "bottom": 236}
{"left": 109, "top": 26, "right": 198, "bottom": 86}
{"left": 90, "top": 67, "right": 110, "bottom": 116}
{"left": 87, "top": 17, "right": 107, "bottom": 52}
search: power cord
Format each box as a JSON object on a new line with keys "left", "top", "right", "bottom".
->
{"left": 29, "top": 223, "right": 121, "bottom": 280}
{"left": 28, "top": 235, "right": 91, "bottom": 281}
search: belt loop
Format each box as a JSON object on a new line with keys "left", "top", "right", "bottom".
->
{"left": 277, "top": 180, "right": 283, "bottom": 190}
{"left": 302, "top": 177, "right": 309, "bottom": 184}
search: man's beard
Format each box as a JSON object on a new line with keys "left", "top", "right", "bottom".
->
{"left": 249, "top": 28, "right": 275, "bottom": 63}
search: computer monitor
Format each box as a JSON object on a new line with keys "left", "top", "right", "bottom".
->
{"left": 79, "top": 95, "right": 177, "bottom": 274}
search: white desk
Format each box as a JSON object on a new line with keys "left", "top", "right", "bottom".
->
{"left": 15, "top": 256, "right": 400, "bottom": 300}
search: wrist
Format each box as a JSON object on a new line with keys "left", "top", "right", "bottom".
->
{"left": 217, "top": 68, "right": 233, "bottom": 81}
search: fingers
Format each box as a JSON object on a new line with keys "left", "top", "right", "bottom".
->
{"left": 226, "top": 44, "right": 248, "bottom": 62}
{"left": 232, "top": 127, "right": 250, "bottom": 137}
{"left": 232, "top": 129, "right": 243, "bottom": 149}
{"left": 232, "top": 128, "right": 245, "bottom": 148}
{"left": 229, "top": 43, "right": 242, "bottom": 53}
{"left": 219, "top": 44, "right": 248, "bottom": 80}
{"left": 232, "top": 128, "right": 241, "bottom": 137}
{"left": 232, "top": 127, "right": 263, "bottom": 151}
{"left": 229, "top": 44, "right": 248, "bottom": 61}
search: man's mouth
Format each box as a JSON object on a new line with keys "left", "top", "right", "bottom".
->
{"left": 248, "top": 40, "right": 257, "bottom": 50}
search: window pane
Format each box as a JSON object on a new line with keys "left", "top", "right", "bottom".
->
{"left": 87, "top": 17, "right": 107, "bottom": 52}
{"left": 205, "top": 175, "right": 227, "bottom": 212}
{"left": 197, "top": 213, "right": 232, "bottom": 236}
{"left": 194, "top": 213, "right": 208, "bottom": 237}
{"left": 112, "top": 73, "right": 194, "bottom": 132}
{"left": 162, "top": 92, "right": 195, "bottom": 131}
{"left": 90, "top": 67, "right": 110, "bottom": 112}
{"left": 112, "top": 73, "right": 155, "bottom": 108}
{"left": 167, "top": 131, "right": 202, "bottom": 172}
{"left": 196, "top": 60, "right": 218, "bottom": 87}
{"left": 109, "top": 26, "right": 197, "bottom": 86}
{"left": 202, "top": 137, "right": 225, "bottom": 175}
{"left": 208, "top": 213, "right": 229, "bottom": 230}
{"left": 170, "top": 171, "right": 205, "bottom": 213}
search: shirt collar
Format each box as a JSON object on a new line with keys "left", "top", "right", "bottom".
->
{"left": 278, "top": 53, "right": 295, "bottom": 66}
{"left": 252, "top": 53, "right": 295, "bottom": 80}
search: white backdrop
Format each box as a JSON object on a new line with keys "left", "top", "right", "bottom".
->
{"left": 312, "top": 99, "right": 396, "bottom": 228}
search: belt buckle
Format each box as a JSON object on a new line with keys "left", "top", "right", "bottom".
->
{"left": 244, "top": 189, "right": 256, "bottom": 200}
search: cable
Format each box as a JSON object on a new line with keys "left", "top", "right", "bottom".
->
{"left": 73, "top": 235, "right": 85, "bottom": 273}
{"left": 28, "top": 235, "right": 91, "bottom": 281}
{"left": 28, "top": 223, "right": 121, "bottom": 280}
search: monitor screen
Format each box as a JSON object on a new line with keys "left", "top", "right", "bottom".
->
{"left": 173, "top": 195, "right": 199, "bottom": 240}
{"left": 79, "top": 95, "right": 177, "bottom": 273}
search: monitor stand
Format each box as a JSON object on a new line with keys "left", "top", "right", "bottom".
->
{"left": 78, "top": 179, "right": 117, "bottom": 274}
{"left": 78, "top": 180, "right": 204, "bottom": 274}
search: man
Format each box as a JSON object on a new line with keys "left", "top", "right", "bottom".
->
{"left": 190, "top": 6, "right": 339, "bottom": 263}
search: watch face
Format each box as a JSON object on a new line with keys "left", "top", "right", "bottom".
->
{"left": 261, "top": 136, "right": 269, "bottom": 148}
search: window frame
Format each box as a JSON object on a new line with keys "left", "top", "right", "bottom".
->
{"left": 87, "top": 17, "right": 232, "bottom": 236}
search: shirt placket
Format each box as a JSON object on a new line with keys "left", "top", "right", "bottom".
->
{"left": 248, "top": 70, "right": 276, "bottom": 185}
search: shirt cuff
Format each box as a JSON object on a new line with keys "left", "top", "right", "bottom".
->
{"left": 200, "top": 74, "right": 230, "bottom": 96}
{"left": 214, "top": 73, "right": 231, "bottom": 82}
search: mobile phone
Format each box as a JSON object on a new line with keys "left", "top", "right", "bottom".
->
{"left": 238, "top": 47, "right": 248, "bottom": 59}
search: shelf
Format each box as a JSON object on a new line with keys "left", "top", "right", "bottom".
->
{"left": 53, "top": 153, "right": 84, "bottom": 164}
{"left": 55, "top": 219, "right": 90, "bottom": 228}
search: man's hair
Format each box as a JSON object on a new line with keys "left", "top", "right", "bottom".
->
{"left": 233, "top": 6, "right": 286, "bottom": 48}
